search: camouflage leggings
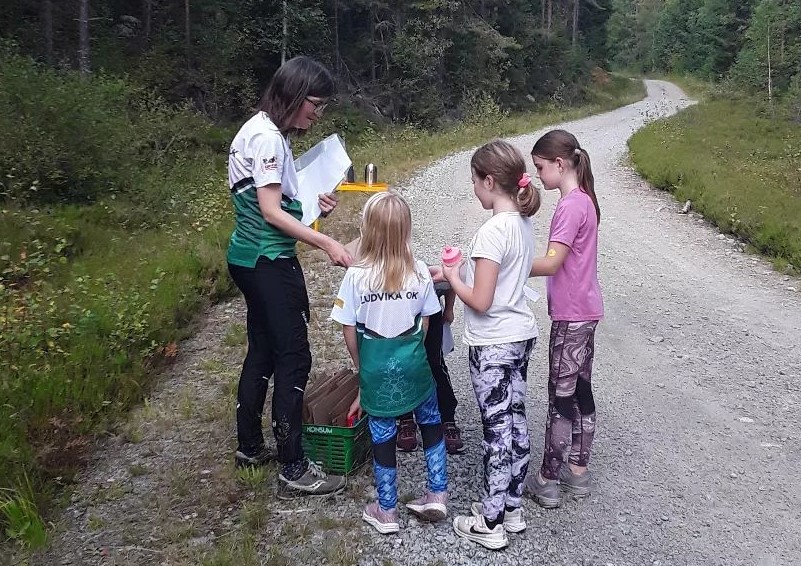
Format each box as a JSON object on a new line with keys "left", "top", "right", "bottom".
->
{"left": 469, "top": 338, "right": 535, "bottom": 522}
{"left": 540, "top": 321, "right": 598, "bottom": 480}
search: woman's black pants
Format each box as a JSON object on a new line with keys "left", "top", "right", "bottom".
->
{"left": 228, "top": 256, "right": 311, "bottom": 464}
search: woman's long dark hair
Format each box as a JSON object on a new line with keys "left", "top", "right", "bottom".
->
{"left": 257, "top": 56, "right": 334, "bottom": 136}
{"left": 531, "top": 129, "right": 600, "bottom": 222}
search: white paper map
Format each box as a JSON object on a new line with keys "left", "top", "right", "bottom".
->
{"left": 294, "top": 134, "right": 352, "bottom": 225}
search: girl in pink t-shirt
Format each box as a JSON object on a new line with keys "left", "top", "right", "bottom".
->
{"left": 525, "top": 129, "right": 604, "bottom": 509}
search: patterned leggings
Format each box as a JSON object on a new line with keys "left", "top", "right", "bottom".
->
{"left": 470, "top": 338, "right": 535, "bottom": 523}
{"left": 540, "top": 321, "right": 598, "bottom": 480}
{"left": 368, "top": 390, "right": 447, "bottom": 511}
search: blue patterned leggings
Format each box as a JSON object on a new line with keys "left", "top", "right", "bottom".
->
{"left": 368, "top": 390, "right": 447, "bottom": 511}
{"left": 470, "top": 338, "right": 535, "bottom": 522}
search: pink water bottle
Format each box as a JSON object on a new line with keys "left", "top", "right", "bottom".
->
{"left": 441, "top": 246, "right": 462, "bottom": 267}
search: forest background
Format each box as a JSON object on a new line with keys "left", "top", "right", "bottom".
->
{"left": 0, "top": 0, "right": 799, "bottom": 549}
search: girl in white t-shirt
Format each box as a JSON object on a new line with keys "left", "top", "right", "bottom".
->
{"left": 442, "top": 139, "right": 540, "bottom": 550}
{"left": 332, "top": 192, "right": 448, "bottom": 535}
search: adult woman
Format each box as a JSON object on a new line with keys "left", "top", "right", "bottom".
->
{"left": 227, "top": 56, "right": 351, "bottom": 497}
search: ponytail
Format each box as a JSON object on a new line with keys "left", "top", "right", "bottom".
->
{"left": 471, "top": 139, "right": 540, "bottom": 217}
{"left": 575, "top": 149, "right": 600, "bottom": 223}
{"left": 532, "top": 129, "right": 601, "bottom": 223}
{"left": 517, "top": 182, "right": 541, "bottom": 217}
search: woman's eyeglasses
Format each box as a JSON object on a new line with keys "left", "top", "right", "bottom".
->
{"left": 305, "top": 97, "right": 328, "bottom": 116}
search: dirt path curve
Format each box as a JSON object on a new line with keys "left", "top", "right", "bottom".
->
{"left": 33, "top": 81, "right": 801, "bottom": 566}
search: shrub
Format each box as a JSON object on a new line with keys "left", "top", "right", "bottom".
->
{"left": 0, "top": 50, "right": 218, "bottom": 205}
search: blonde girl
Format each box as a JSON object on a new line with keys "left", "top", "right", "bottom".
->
{"left": 443, "top": 139, "right": 540, "bottom": 550}
{"left": 332, "top": 192, "right": 448, "bottom": 534}
{"left": 525, "top": 129, "right": 603, "bottom": 509}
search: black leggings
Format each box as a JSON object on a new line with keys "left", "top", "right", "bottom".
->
{"left": 228, "top": 256, "right": 311, "bottom": 464}
{"left": 399, "top": 309, "right": 458, "bottom": 423}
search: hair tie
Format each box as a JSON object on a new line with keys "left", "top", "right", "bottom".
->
{"left": 517, "top": 172, "right": 532, "bottom": 188}
{"left": 574, "top": 147, "right": 581, "bottom": 156}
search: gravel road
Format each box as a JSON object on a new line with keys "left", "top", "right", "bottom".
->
{"left": 30, "top": 80, "right": 801, "bottom": 566}
{"left": 373, "top": 79, "right": 801, "bottom": 566}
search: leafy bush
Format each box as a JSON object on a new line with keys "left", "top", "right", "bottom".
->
{"left": 0, "top": 50, "right": 220, "bottom": 205}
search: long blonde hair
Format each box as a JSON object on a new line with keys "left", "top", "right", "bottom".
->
{"left": 356, "top": 191, "right": 418, "bottom": 293}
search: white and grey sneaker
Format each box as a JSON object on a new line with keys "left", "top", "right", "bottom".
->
{"left": 277, "top": 460, "right": 346, "bottom": 499}
{"left": 470, "top": 502, "right": 526, "bottom": 533}
{"left": 453, "top": 513, "right": 508, "bottom": 550}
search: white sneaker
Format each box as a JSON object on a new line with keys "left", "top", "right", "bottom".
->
{"left": 452, "top": 513, "right": 508, "bottom": 550}
{"left": 470, "top": 502, "right": 526, "bottom": 533}
{"left": 362, "top": 502, "right": 400, "bottom": 534}
{"left": 406, "top": 490, "right": 448, "bottom": 522}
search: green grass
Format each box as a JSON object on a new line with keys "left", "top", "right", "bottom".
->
{"left": 0, "top": 73, "right": 645, "bottom": 550}
{"left": 629, "top": 97, "right": 801, "bottom": 269}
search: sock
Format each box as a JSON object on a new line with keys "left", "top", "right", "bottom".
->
{"left": 281, "top": 458, "right": 308, "bottom": 481}
{"left": 485, "top": 514, "right": 504, "bottom": 530}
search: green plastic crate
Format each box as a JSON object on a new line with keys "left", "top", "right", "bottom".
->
{"left": 302, "top": 416, "right": 371, "bottom": 475}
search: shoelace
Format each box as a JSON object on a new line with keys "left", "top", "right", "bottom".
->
{"left": 306, "top": 459, "right": 327, "bottom": 479}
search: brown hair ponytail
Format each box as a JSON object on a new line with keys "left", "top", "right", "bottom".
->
{"left": 531, "top": 130, "right": 600, "bottom": 223}
{"left": 471, "top": 139, "right": 541, "bottom": 218}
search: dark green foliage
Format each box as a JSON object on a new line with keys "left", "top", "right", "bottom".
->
{"left": 606, "top": 0, "right": 799, "bottom": 105}
{"left": 0, "top": 49, "right": 221, "bottom": 205}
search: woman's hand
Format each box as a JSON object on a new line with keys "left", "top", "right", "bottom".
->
{"left": 318, "top": 192, "right": 338, "bottom": 217}
{"left": 325, "top": 239, "right": 354, "bottom": 267}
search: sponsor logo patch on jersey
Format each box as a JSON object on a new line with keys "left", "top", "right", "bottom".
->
{"left": 262, "top": 156, "right": 278, "bottom": 172}
{"left": 334, "top": 297, "right": 345, "bottom": 309}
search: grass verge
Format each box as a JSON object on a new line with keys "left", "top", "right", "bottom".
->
{"left": 629, "top": 96, "right": 801, "bottom": 271}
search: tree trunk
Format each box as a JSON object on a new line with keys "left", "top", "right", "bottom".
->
{"left": 333, "top": 0, "right": 340, "bottom": 77}
{"left": 369, "top": 4, "right": 376, "bottom": 83}
{"left": 282, "top": 0, "right": 288, "bottom": 64}
{"left": 572, "top": 0, "right": 579, "bottom": 48}
{"left": 142, "top": 0, "right": 152, "bottom": 42}
{"left": 547, "top": 0, "right": 552, "bottom": 32}
{"left": 541, "top": 0, "right": 546, "bottom": 29}
{"left": 41, "top": 0, "right": 54, "bottom": 65}
{"left": 767, "top": 23, "right": 772, "bottom": 105}
{"left": 184, "top": 0, "right": 191, "bottom": 58}
{"left": 78, "top": 0, "right": 90, "bottom": 75}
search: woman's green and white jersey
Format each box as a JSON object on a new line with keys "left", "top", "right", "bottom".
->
{"left": 227, "top": 112, "right": 303, "bottom": 267}
{"left": 330, "top": 260, "right": 441, "bottom": 417}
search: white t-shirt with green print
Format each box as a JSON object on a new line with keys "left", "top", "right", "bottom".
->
{"left": 227, "top": 112, "right": 304, "bottom": 267}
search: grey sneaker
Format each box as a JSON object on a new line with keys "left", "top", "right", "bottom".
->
{"left": 362, "top": 502, "right": 400, "bottom": 534}
{"left": 527, "top": 472, "right": 560, "bottom": 509}
{"left": 452, "top": 513, "right": 508, "bottom": 550}
{"left": 234, "top": 445, "right": 274, "bottom": 468}
{"left": 559, "top": 466, "right": 591, "bottom": 497}
{"left": 277, "top": 460, "right": 346, "bottom": 499}
{"left": 470, "top": 502, "right": 526, "bottom": 533}
{"left": 406, "top": 490, "right": 447, "bottom": 522}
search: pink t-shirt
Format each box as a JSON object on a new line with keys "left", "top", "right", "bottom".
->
{"left": 546, "top": 188, "right": 604, "bottom": 321}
